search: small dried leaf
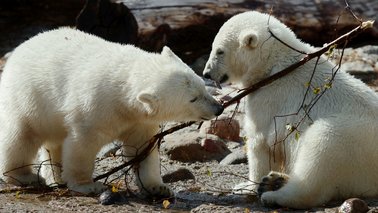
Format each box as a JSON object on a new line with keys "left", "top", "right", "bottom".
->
{"left": 15, "top": 191, "right": 21, "bottom": 199}
{"left": 245, "top": 208, "right": 251, "bottom": 213}
{"left": 241, "top": 136, "right": 248, "bottom": 143}
{"left": 207, "top": 169, "right": 213, "bottom": 177}
{"left": 163, "top": 199, "right": 171, "bottom": 209}
{"left": 324, "top": 83, "right": 332, "bottom": 89}
{"left": 362, "top": 20, "right": 375, "bottom": 29}
{"left": 111, "top": 185, "right": 118, "bottom": 193}
{"left": 295, "top": 131, "right": 300, "bottom": 141}
{"left": 325, "top": 44, "right": 337, "bottom": 56}
{"left": 313, "top": 87, "right": 321, "bottom": 95}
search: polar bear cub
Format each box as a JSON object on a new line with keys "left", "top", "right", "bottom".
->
{"left": 0, "top": 28, "right": 223, "bottom": 196}
{"left": 204, "top": 11, "right": 378, "bottom": 208}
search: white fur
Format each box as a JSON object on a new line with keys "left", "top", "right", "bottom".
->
{"left": 204, "top": 11, "right": 378, "bottom": 208}
{"left": 0, "top": 28, "right": 223, "bottom": 195}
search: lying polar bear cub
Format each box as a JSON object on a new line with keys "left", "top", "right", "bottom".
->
{"left": 204, "top": 11, "right": 378, "bottom": 208}
{"left": 0, "top": 28, "right": 223, "bottom": 196}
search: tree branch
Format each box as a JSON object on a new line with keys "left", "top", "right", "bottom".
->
{"left": 93, "top": 19, "right": 374, "bottom": 182}
{"left": 223, "top": 20, "right": 374, "bottom": 108}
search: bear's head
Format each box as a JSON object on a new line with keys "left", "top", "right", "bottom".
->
{"left": 137, "top": 46, "right": 223, "bottom": 122}
{"left": 203, "top": 11, "right": 311, "bottom": 87}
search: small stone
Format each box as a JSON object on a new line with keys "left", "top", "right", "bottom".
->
{"left": 162, "top": 168, "right": 195, "bottom": 183}
{"left": 338, "top": 198, "right": 369, "bottom": 213}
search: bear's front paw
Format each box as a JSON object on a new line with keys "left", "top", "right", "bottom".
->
{"left": 141, "top": 183, "right": 175, "bottom": 201}
{"left": 68, "top": 181, "right": 108, "bottom": 195}
{"left": 257, "top": 171, "right": 289, "bottom": 197}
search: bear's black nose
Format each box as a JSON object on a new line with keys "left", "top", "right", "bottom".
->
{"left": 203, "top": 73, "right": 212, "bottom": 80}
{"left": 215, "top": 104, "right": 224, "bottom": 116}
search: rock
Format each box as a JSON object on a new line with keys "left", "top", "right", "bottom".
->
{"left": 201, "top": 137, "right": 223, "bottom": 153}
{"left": 76, "top": 0, "right": 138, "bottom": 45}
{"left": 99, "top": 189, "right": 129, "bottom": 205}
{"left": 124, "top": 0, "right": 378, "bottom": 64}
{"left": 162, "top": 168, "right": 195, "bottom": 183}
{"left": 162, "top": 132, "right": 231, "bottom": 162}
{"left": 200, "top": 117, "right": 241, "bottom": 142}
{"left": 338, "top": 198, "right": 369, "bottom": 213}
{"left": 137, "top": 23, "right": 171, "bottom": 53}
{"left": 220, "top": 148, "right": 247, "bottom": 165}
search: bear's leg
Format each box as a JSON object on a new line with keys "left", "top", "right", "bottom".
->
{"left": 120, "top": 126, "right": 174, "bottom": 200}
{"left": 61, "top": 132, "right": 108, "bottom": 194}
{"left": 260, "top": 119, "right": 350, "bottom": 208}
{"left": 234, "top": 136, "right": 272, "bottom": 195}
{"left": 0, "top": 122, "right": 44, "bottom": 186}
{"left": 134, "top": 146, "right": 174, "bottom": 199}
{"left": 40, "top": 143, "right": 64, "bottom": 186}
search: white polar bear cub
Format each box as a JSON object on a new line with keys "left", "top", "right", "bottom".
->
{"left": 203, "top": 11, "right": 378, "bottom": 208}
{"left": 0, "top": 28, "right": 223, "bottom": 196}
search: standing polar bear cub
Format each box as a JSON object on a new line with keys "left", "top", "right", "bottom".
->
{"left": 204, "top": 11, "right": 378, "bottom": 208}
{"left": 0, "top": 28, "right": 223, "bottom": 196}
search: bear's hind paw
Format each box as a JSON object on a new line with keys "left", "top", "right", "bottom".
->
{"left": 142, "top": 184, "right": 175, "bottom": 202}
{"left": 257, "top": 171, "right": 289, "bottom": 197}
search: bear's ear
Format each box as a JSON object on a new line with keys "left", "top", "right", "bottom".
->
{"left": 162, "top": 46, "right": 174, "bottom": 57}
{"left": 161, "top": 46, "right": 182, "bottom": 62}
{"left": 137, "top": 93, "right": 158, "bottom": 116}
{"left": 239, "top": 30, "right": 259, "bottom": 49}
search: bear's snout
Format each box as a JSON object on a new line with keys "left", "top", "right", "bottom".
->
{"left": 203, "top": 72, "right": 212, "bottom": 80}
{"left": 203, "top": 69, "right": 228, "bottom": 85}
{"left": 214, "top": 103, "right": 224, "bottom": 116}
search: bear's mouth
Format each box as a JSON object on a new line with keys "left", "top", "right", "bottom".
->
{"left": 220, "top": 74, "right": 229, "bottom": 83}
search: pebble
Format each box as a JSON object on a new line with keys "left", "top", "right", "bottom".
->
{"left": 338, "top": 198, "right": 369, "bottom": 213}
{"left": 99, "top": 189, "right": 128, "bottom": 205}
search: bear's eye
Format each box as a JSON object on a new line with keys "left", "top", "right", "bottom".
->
{"left": 190, "top": 97, "right": 198, "bottom": 103}
{"left": 216, "top": 49, "right": 224, "bottom": 55}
